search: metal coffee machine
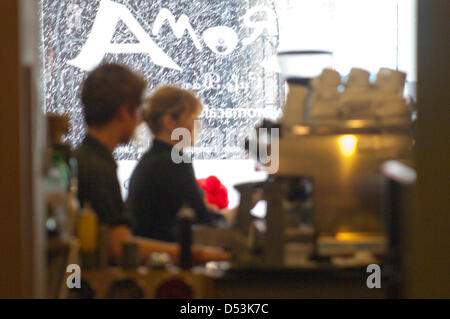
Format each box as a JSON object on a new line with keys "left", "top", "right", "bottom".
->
{"left": 277, "top": 61, "right": 413, "bottom": 236}
{"left": 194, "top": 52, "right": 414, "bottom": 269}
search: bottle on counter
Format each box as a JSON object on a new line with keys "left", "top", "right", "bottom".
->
{"left": 45, "top": 113, "right": 80, "bottom": 239}
{"left": 45, "top": 151, "right": 70, "bottom": 238}
{"left": 51, "top": 151, "right": 71, "bottom": 187}
{"left": 177, "top": 204, "right": 195, "bottom": 269}
{"left": 66, "top": 158, "right": 80, "bottom": 236}
{"left": 77, "top": 202, "right": 98, "bottom": 269}
{"left": 97, "top": 224, "right": 110, "bottom": 269}
{"left": 121, "top": 241, "right": 139, "bottom": 270}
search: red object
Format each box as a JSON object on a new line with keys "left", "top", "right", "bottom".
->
{"left": 197, "top": 176, "right": 229, "bottom": 209}
{"left": 155, "top": 278, "right": 193, "bottom": 299}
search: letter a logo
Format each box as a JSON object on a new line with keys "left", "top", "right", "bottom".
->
{"left": 68, "top": 0, "right": 181, "bottom": 71}
{"left": 366, "top": 264, "right": 381, "bottom": 289}
{"left": 66, "top": 264, "right": 81, "bottom": 289}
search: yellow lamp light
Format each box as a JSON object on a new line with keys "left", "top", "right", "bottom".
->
{"left": 336, "top": 232, "right": 361, "bottom": 241}
{"left": 338, "top": 135, "right": 358, "bottom": 158}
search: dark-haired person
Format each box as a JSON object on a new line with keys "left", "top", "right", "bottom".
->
{"left": 126, "top": 85, "right": 235, "bottom": 242}
{"left": 75, "top": 63, "right": 229, "bottom": 265}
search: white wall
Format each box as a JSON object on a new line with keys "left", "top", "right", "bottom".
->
{"left": 277, "top": 0, "right": 417, "bottom": 78}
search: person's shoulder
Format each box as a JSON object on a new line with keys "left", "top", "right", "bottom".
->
{"left": 75, "top": 143, "right": 110, "bottom": 174}
{"left": 129, "top": 151, "right": 160, "bottom": 180}
{"left": 158, "top": 151, "right": 194, "bottom": 173}
{"left": 140, "top": 147, "right": 176, "bottom": 168}
{"left": 133, "top": 148, "right": 192, "bottom": 180}
{"left": 74, "top": 142, "right": 88, "bottom": 160}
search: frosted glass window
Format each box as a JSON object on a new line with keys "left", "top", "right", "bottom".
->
{"left": 40, "top": 0, "right": 282, "bottom": 161}
{"left": 40, "top": 0, "right": 417, "bottom": 205}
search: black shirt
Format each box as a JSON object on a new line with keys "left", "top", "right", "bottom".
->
{"left": 126, "top": 139, "right": 225, "bottom": 242}
{"left": 75, "top": 135, "right": 129, "bottom": 226}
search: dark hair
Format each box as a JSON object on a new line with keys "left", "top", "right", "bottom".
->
{"left": 81, "top": 63, "right": 147, "bottom": 126}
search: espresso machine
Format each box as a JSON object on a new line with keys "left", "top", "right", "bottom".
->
{"left": 194, "top": 51, "right": 414, "bottom": 271}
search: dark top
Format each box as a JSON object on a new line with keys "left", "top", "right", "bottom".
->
{"left": 75, "top": 135, "right": 129, "bottom": 226}
{"left": 126, "top": 139, "right": 225, "bottom": 242}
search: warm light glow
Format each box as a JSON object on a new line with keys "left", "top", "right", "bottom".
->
{"left": 347, "top": 120, "right": 365, "bottom": 129}
{"left": 336, "top": 232, "right": 362, "bottom": 241}
{"left": 292, "top": 125, "right": 310, "bottom": 135}
{"left": 335, "top": 232, "right": 383, "bottom": 242}
{"left": 338, "top": 135, "right": 358, "bottom": 158}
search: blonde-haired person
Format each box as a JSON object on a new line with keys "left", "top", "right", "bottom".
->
{"left": 126, "top": 86, "right": 233, "bottom": 242}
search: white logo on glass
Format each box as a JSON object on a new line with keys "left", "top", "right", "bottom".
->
{"left": 203, "top": 26, "right": 239, "bottom": 56}
{"left": 68, "top": 0, "right": 181, "bottom": 71}
{"left": 152, "top": 8, "right": 203, "bottom": 51}
{"left": 68, "top": 0, "right": 277, "bottom": 71}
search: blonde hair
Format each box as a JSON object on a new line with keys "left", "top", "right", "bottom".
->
{"left": 143, "top": 85, "right": 202, "bottom": 134}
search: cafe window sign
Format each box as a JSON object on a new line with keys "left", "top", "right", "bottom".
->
{"left": 40, "top": 0, "right": 416, "bottom": 161}
{"left": 41, "top": 0, "right": 283, "bottom": 160}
